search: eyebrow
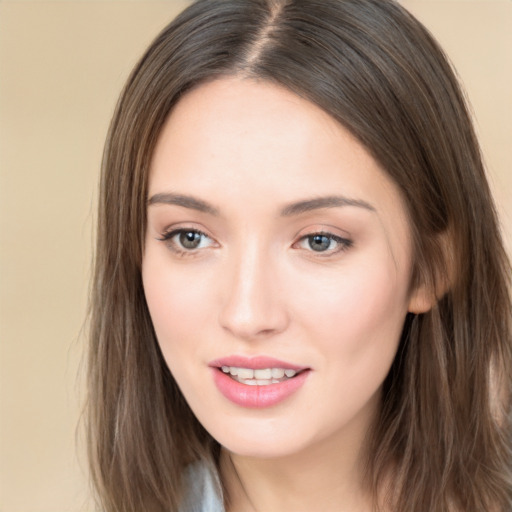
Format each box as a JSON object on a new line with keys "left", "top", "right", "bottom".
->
{"left": 147, "top": 193, "right": 220, "bottom": 216}
{"left": 147, "top": 192, "right": 376, "bottom": 216}
{"left": 280, "top": 195, "right": 376, "bottom": 216}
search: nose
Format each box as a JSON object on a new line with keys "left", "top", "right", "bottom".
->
{"left": 218, "top": 243, "right": 289, "bottom": 341}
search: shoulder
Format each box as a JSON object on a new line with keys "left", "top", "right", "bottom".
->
{"left": 179, "top": 460, "right": 225, "bottom": 512}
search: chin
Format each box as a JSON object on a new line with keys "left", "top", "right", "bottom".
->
{"left": 204, "top": 416, "right": 316, "bottom": 459}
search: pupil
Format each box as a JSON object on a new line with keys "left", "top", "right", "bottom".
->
{"left": 309, "top": 235, "right": 330, "bottom": 252}
{"left": 180, "top": 231, "right": 201, "bottom": 249}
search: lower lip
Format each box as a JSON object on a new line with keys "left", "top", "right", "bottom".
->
{"left": 211, "top": 368, "right": 310, "bottom": 408}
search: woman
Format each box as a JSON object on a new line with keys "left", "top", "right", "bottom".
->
{"left": 87, "top": 0, "right": 512, "bottom": 511}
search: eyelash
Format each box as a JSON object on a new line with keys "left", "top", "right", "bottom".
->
{"left": 157, "top": 228, "right": 353, "bottom": 257}
{"left": 157, "top": 228, "right": 215, "bottom": 257}
{"left": 295, "top": 231, "right": 353, "bottom": 255}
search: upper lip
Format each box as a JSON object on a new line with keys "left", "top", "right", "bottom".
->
{"left": 209, "top": 355, "right": 309, "bottom": 371}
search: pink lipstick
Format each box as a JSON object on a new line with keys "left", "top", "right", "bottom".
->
{"left": 209, "top": 356, "right": 310, "bottom": 408}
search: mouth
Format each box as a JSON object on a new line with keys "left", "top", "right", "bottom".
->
{"left": 209, "top": 356, "right": 311, "bottom": 408}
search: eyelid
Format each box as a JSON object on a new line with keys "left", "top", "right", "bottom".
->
{"left": 156, "top": 220, "right": 214, "bottom": 240}
{"left": 157, "top": 227, "right": 206, "bottom": 241}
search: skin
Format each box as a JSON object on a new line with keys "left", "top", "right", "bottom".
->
{"left": 142, "top": 77, "right": 431, "bottom": 512}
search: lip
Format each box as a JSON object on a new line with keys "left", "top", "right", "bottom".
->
{"left": 208, "top": 355, "right": 308, "bottom": 371}
{"left": 209, "top": 355, "right": 311, "bottom": 409}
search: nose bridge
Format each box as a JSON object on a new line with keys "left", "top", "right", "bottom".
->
{"left": 219, "top": 236, "right": 287, "bottom": 339}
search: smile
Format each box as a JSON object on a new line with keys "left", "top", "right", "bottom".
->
{"left": 209, "top": 356, "right": 311, "bottom": 408}
{"left": 220, "top": 366, "right": 298, "bottom": 385}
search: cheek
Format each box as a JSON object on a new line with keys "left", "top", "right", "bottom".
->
{"left": 282, "top": 260, "right": 410, "bottom": 437}
{"left": 291, "top": 256, "right": 409, "bottom": 382}
{"left": 296, "top": 258, "right": 408, "bottom": 329}
{"left": 141, "top": 250, "right": 215, "bottom": 360}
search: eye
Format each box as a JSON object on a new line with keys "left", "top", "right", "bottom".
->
{"left": 158, "top": 228, "right": 215, "bottom": 253}
{"left": 296, "top": 232, "right": 352, "bottom": 254}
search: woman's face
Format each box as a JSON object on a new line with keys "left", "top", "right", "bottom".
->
{"left": 143, "top": 77, "right": 428, "bottom": 458}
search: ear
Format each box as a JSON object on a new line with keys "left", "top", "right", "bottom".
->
{"left": 407, "top": 230, "right": 454, "bottom": 314}
{"left": 408, "top": 282, "right": 436, "bottom": 314}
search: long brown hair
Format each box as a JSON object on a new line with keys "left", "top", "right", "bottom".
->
{"left": 87, "top": 0, "right": 512, "bottom": 510}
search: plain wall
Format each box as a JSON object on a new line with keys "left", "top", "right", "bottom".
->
{"left": 0, "top": 1, "right": 510, "bottom": 511}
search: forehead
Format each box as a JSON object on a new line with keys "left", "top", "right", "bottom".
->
{"left": 150, "top": 77, "right": 394, "bottom": 199}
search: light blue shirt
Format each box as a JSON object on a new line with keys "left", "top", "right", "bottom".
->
{"left": 179, "top": 461, "right": 225, "bottom": 512}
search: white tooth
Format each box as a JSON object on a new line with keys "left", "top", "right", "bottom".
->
{"left": 256, "top": 379, "right": 272, "bottom": 385}
{"left": 284, "top": 369, "right": 297, "bottom": 378}
{"left": 237, "top": 368, "right": 255, "bottom": 379}
{"left": 254, "top": 369, "right": 272, "bottom": 379}
{"left": 271, "top": 379, "right": 280, "bottom": 384}
{"left": 271, "top": 368, "right": 285, "bottom": 379}
{"left": 221, "top": 366, "right": 230, "bottom": 373}
{"left": 229, "top": 367, "right": 239, "bottom": 376}
{"left": 244, "top": 379, "right": 258, "bottom": 386}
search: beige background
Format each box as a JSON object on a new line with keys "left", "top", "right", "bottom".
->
{"left": 0, "top": 1, "right": 510, "bottom": 511}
